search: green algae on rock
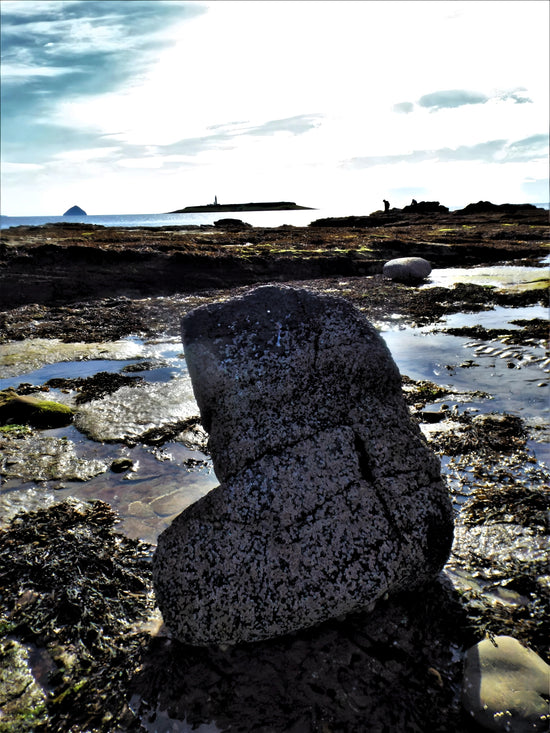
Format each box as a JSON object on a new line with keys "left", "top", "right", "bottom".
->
{"left": 0, "top": 338, "right": 145, "bottom": 379}
{"left": 0, "top": 639, "right": 47, "bottom": 732}
{"left": 0, "top": 390, "right": 73, "bottom": 428}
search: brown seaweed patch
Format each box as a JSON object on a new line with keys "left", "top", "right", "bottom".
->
{"left": 444, "top": 318, "right": 548, "bottom": 346}
{"left": 0, "top": 500, "right": 154, "bottom": 731}
{"left": 430, "top": 412, "right": 526, "bottom": 456}
{"left": 461, "top": 484, "right": 549, "bottom": 530}
{"left": 401, "top": 375, "right": 452, "bottom": 406}
{"left": 45, "top": 371, "right": 144, "bottom": 404}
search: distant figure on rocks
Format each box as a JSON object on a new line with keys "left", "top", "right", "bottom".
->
{"left": 411, "top": 199, "right": 418, "bottom": 206}
{"left": 383, "top": 199, "right": 390, "bottom": 212}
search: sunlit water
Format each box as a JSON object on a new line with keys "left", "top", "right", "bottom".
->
{"left": 0, "top": 262, "right": 548, "bottom": 544}
{"left": 0, "top": 208, "right": 338, "bottom": 230}
{"left": 425, "top": 263, "right": 549, "bottom": 291}
{"left": 382, "top": 304, "right": 548, "bottom": 417}
{"left": 2, "top": 204, "right": 547, "bottom": 230}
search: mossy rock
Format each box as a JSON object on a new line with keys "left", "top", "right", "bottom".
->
{"left": 0, "top": 424, "right": 32, "bottom": 436}
{"left": 0, "top": 639, "right": 47, "bottom": 731}
{"left": 0, "top": 389, "right": 73, "bottom": 428}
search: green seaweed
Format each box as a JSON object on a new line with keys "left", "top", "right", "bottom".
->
{"left": 0, "top": 424, "right": 31, "bottom": 435}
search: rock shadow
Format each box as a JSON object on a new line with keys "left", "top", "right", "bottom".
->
{"left": 131, "top": 578, "right": 476, "bottom": 733}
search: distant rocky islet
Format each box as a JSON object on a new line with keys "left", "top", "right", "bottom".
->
{"left": 63, "top": 205, "right": 87, "bottom": 216}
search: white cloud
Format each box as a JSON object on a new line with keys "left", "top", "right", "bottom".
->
{"left": 53, "top": 147, "right": 120, "bottom": 163}
{"left": 1, "top": 64, "right": 75, "bottom": 78}
{"left": 2, "top": 162, "right": 44, "bottom": 172}
{"left": 117, "top": 157, "right": 165, "bottom": 169}
{"left": 1, "top": 0, "right": 548, "bottom": 215}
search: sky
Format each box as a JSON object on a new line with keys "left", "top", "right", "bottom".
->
{"left": 1, "top": 0, "right": 548, "bottom": 216}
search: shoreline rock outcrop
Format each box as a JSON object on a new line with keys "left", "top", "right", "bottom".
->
{"left": 153, "top": 285, "right": 454, "bottom": 645}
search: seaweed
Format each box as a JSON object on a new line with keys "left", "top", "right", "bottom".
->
{"left": 0, "top": 500, "right": 154, "bottom": 731}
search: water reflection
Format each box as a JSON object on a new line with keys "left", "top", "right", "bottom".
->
{"left": 380, "top": 307, "right": 548, "bottom": 418}
{"left": 1, "top": 261, "right": 548, "bottom": 545}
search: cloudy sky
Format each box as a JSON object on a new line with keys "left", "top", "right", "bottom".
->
{"left": 1, "top": 0, "right": 548, "bottom": 216}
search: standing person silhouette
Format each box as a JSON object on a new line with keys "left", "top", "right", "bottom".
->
{"left": 383, "top": 199, "right": 390, "bottom": 212}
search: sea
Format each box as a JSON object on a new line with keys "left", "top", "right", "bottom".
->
{"left": 1, "top": 202, "right": 548, "bottom": 231}
{"left": 0, "top": 208, "right": 344, "bottom": 230}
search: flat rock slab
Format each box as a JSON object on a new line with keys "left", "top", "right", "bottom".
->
{"left": 462, "top": 635, "right": 550, "bottom": 732}
{"left": 153, "top": 285, "right": 453, "bottom": 644}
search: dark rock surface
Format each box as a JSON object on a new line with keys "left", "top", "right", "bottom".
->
{"left": 402, "top": 200, "right": 449, "bottom": 213}
{"left": 213, "top": 217, "right": 252, "bottom": 230}
{"left": 153, "top": 285, "right": 454, "bottom": 644}
{"left": 454, "top": 201, "right": 540, "bottom": 215}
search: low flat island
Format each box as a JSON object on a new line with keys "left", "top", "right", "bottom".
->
{"left": 170, "top": 201, "right": 314, "bottom": 213}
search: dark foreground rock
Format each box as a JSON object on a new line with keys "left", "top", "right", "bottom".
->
{"left": 153, "top": 285, "right": 454, "bottom": 644}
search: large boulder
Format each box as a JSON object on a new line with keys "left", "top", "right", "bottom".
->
{"left": 383, "top": 256, "right": 432, "bottom": 283}
{"left": 153, "top": 285, "right": 453, "bottom": 644}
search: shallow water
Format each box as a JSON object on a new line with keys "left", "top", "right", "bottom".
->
{"left": 425, "top": 263, "right": 549, "bottom": 291}
{"left": 1, "top": 262, "right": 548, "bottom": 544}
{"left": 381, "top": 306, "right": 548, "bottom": 418}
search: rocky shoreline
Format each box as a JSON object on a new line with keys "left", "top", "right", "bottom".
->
{"left": 0, "top": 207, "right": 547, "bottom": 308}
{"left": 0, "top": 208, "right": 549, "bottom": 731}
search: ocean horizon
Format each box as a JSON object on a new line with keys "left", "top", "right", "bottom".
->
{"left": 1, "top": 202, "right": 548, "bottom": 230}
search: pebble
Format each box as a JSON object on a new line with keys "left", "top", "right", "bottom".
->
{"left": 462, "top": 635, "right": 550, "bottom": 732}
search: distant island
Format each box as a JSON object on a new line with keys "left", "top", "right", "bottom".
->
{"left": 63, "top": 205, "right": 87, "bottom": 216}
{"left": 170, "top": 201, "right": 314, "bottom": 214}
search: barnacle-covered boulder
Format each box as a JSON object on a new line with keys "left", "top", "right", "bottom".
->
{"left": 153, "top": 285, "right": 453, "bottom": 644}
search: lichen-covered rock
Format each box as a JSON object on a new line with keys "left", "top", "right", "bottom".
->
{"left": 462, "top": 636, "right": 550, "bottom": 732}
{"left": 383, "top": 257, "right": 432, "bottom": 282}
{"left": 0, "top": 639, "right": 47, "bottom": 731}
{"left": 153, "top": 285, "right": 453, "bottom": 644}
